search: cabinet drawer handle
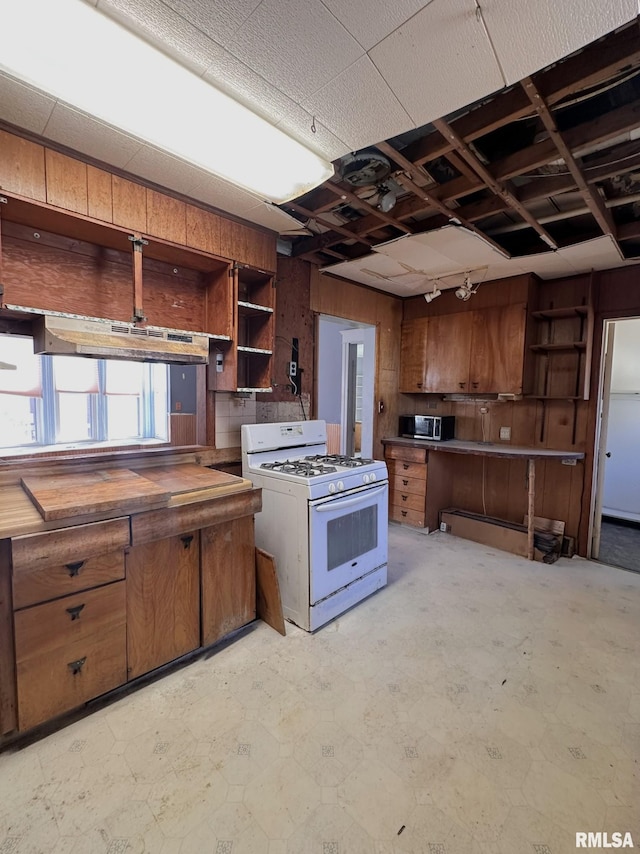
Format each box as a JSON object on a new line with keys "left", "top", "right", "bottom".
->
{"left": 472, "top": 382, "right": 479, "bottom": 388}
{"left": 416, "top": 383, "right": 422, "bottom": 388}
{"left": 402, "top": 464, "right": 409, "bottom": 470}
{"left": 181, "top": 535, "right": 194, "bottom": 549}
{"left": 402, "top": 495, "right": 408, "bottom": 502}
{"left": 65, "top": 560, "right": 85, "bottom": 577}
{"left": 65, "top": 604, "right": 85, "bottom": 621}
{"left": 458, "top": 382, "right": 466, "bottom": 389}
{"left": 67, "top": 657, "right": 86, "bottom": 675}
{"left": 402, "top": 479, "right": 409, "bottom": 486}
{"left": 401, "top": 511, "right": 407, "bottom": 517}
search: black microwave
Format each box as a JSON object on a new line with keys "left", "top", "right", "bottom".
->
{"left": 400, "top": 414, "right": 455, "bottom": 441}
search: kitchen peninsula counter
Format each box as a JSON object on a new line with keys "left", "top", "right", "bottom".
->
{"left": 383, "top": 437, "right": 584, "bottom": 559}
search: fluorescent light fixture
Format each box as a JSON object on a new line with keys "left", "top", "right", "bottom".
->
{"left": 0, "top": 0, "right": 333, "bottom": 203}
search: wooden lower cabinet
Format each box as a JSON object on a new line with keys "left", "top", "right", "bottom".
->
{"left": 201, "top": 516, "right": 256, "bottom": 646}
{"left": 2, "top": 490, "right": 261, "bottom": 735}
{"left": 126, "top": 531, "right": 200, "bottom": 680}
{"left": 14, "top": 581, "right": 127, "bottom": 731}
{"left": 385, "top": 444, "right": 429, "bottom": 528}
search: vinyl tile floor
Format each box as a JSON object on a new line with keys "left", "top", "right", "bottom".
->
{"left": 1, "top": 525, "right": 639, "bottom": 854}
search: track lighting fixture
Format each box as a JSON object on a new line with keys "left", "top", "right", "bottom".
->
{"left": 424, "top": 287, "right": 442, "bottom": 304}
{"left": 454, "top": 275, "right": 480, "bottom": 301}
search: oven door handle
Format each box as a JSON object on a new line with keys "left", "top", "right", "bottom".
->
{"left": 314, "top": 485, "right": 387, "bottom": 512}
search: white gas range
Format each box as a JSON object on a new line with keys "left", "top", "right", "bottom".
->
{"left": 241, "top": 420, "right": 388, "bottom": 631}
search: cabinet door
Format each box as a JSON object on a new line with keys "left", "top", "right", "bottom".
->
{"left": 201, "top": 517, "right": 256, "bottom": 646}
{"left": 126, "top": 532, "right": 200, "bottom": 679}
{"left": 424, "top": 313, "right": 473, "bottom": 393}
{"left": 400, "top": 318, "right": 428, "bottom": 392}
{"left": 469, "top": 304, "right": 526, "bottom": 393}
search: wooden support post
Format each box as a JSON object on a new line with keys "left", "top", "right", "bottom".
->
{"left": 527, "top": 458, "right": 536, "bottom": 560}
{"left": 129, "top": 234, "right": 146, "bottom": 323}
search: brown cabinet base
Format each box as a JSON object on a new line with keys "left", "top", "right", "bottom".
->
{"left": 14, "top": 582, "right": 127, "bottom": 731}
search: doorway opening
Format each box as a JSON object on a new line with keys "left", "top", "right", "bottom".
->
{"left": 316, "top": 316, "right": 375, "bottom": 458}
{"left": 591, "top": 317, "right": 640, "bottom": 573}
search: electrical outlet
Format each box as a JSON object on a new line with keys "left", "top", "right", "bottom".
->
{"left": 288, "top": 361, "right": 297, "bottom": 377}
{"left": 499, "top": 426, "right": 511, "bottom": 440}
{"left": 439, "top": 521, "right": 449, "bottom": 532}
{"left": 480, "top": 406, "right": 489, "bottom": 415}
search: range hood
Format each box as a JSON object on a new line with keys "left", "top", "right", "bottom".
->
{"left": 33, "top": 314, "right": 210, "bottom": 364}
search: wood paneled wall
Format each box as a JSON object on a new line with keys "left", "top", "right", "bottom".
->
{"left": 400, "top": 267, "right": 640, "bottom": 555}
{"left": 0, "top": 129, "right": 276, "bottom": 272}
{"left": 309, "top": 270, "right": 403, "bottom": 459}
{"left": 260, "top": 257, "right": 315, "bottom": 404}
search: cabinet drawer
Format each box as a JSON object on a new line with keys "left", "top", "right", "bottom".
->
{"left": 11, "top": 518, "right": 130, "bottom": 573}
{"left": 390, "top": 490, "right": 425, "bottom": 513}
{"left": 384, "top": 445, "right": 428, "bottom": 464}
{"left": 392, "top": 474, "right": 427, "bottom": 497}
{"left": 13, "top": 550, "right": 125, "bottom": 609}
{"left": 389, "top": 504, "right": 426, "bottom": 527}
{"left": 387, "top": 460, "right": 426, "bottom": 481}
{"left": 15, "top": 581, "right": 126, "bottom": 661}
{"left": 14, "top": 582, "right": 126, "bottom": 731}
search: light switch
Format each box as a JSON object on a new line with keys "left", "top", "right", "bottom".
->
{"left": 499, "top": 426, "right": 511, "bottom": 440}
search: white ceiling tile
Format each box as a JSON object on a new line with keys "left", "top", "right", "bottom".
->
{"left": 200, "top": 46, "right": 349, "bottom": 161}
{"left": 369, "top": 0, "right": 505, "bottom": 127}
{"left": 123, "top": 146, "right": 209, "bottom": 195}
{"left": 243, "top": 202, "right": 304, "bottom": 233}
{"left": 43, "top": 104, "right": 143, "bottom": 169}
{"left": 274, "top": 107, "right": 350, "bottom": 163}
{"left": 321, "top": 0, "right": 433, "bottom": 51}
{"left": 324, "top": 229, "right": 636, "bottom": 294}
{"left": 188, "top": 172, "right": 262, "bottom": 216}
{"left": 0, "top": 73, "right": 55, "bottom": 135}
{"left": 303, "top": 55, "right": 414, "bottom": 151}
{"left": 97, "top": 0, "right": 221, "bottom": 75}
{"left": 228, "top": 0, "right": 364, "bottom": 100}
{"left": 480, "top": 0, "right": 638, "bottom": 86}
{"left": 162, "top": 0, "right": 262, "bottom": 45}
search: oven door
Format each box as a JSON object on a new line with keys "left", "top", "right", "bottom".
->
{"left": 308, "top": 482, "right": 388, "bottom": 605}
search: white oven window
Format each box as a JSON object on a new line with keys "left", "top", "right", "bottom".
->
{"left": 327, "top": 505, "right": 377, "bottom": 571}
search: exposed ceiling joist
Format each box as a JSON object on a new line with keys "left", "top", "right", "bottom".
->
{"left": 522, "top": 76, "right": 618, "bottom": 242}
{"left": 432, "top": 118, "right": 558, "bottom": 249}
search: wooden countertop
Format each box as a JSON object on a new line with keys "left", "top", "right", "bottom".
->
{"left": 382, "top": 437, "right": 584, "bottom": 461}
{"left": 0, "top": 468, "right": 255, "bottom": 540}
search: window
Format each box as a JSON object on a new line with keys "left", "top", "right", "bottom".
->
{"left": 0, "top": 335, "right": 169, "bottom": 452}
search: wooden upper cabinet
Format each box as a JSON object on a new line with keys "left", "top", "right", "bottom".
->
{"left": 45, "top": 151, "right": 88, "bottom": 215}
{"left": 401, "top": 304, "right": 529, "bottom": 394}
{"left": 112, "top": 176, "right": 147, "bottom": 232}
{"left": 146, "top": 189, "right": 186, "bottom": 245}
{"left": 400, "top": 317, "right": 428, "bottom": 392}
{"left": 0, "top": 131, "right": 46, "bottom": 201}
{"left": 424, "top": 312, "right": 473, "bottom": 393}
{"left": 469, "top": 303, "right": 528, "bottom": 394}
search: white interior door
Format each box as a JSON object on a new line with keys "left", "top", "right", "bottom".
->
{"left": 340, "top": 326, "right": 375, "bottom": 458}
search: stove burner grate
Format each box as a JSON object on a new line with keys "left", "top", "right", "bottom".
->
{"left": 304, "top": 454, "right": 374, "bottom": 468}
{"left": 260, "top": 459, "right": 338, "bottom": 477}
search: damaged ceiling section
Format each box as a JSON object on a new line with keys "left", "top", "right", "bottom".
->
{"left": 281, "top": 21, "right": 640, "bottom": 292}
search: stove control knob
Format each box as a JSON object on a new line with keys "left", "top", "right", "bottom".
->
{"left": 337, "top": 481, "right": 344, "bottom": 491}
{"left": 363, "top": 474, "right": 370, "bottom": 484}
{"left": 329, "top": 483, "right": 336, "bottom": 494}
{"left": 370, "top": 472, "right": 377, "bottom": 482}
